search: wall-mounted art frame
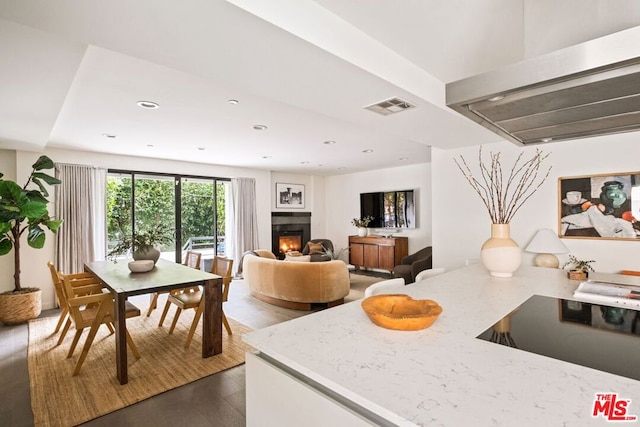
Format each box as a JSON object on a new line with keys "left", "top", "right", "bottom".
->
{"left": 275, "top": 183, "right": 305, "bottom": 209}
{"left": 558, "top": 172, "right": 640, "bottom": 240}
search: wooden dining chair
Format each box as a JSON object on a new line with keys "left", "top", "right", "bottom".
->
{"left": 146, "top": 250, "right": 202, "bottom": 317}
{"left": 158, "top": 256, "right": 234, "bottom": 348}
{"left": 61, "top": 274, "right": 142, "bottom": 376}
{"left": 47, "top": 261, "right": 113, "bottom": 346}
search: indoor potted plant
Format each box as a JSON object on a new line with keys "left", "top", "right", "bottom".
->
{"left": 324, "top": 246, "right": 350, "bottom": 262}
{"left": 563, "top": 255, "right": 595, "bottom": 280}
{"left": 0, "top": 155, "right": 62, "bottom": 325}
{"left": 107, "top": 223, "right": 172, "bottom": 263}
{"left": 351, "top": 216, "right": 374, "bottom": 237}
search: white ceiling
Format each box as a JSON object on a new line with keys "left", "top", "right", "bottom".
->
{"left": 0, "top": 0, "right": 638, "bottom": 175}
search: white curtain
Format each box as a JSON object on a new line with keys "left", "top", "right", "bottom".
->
{"left": 228, "top": 177, "right": 259, "bottom": 274}
{"left": 54, "top": 163, "right": 107, "bottom": 274}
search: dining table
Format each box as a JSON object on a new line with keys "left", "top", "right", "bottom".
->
{"left": 84, "top": 258, "right": 223, "bottom": 385}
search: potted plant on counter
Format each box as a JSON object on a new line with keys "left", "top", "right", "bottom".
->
{"left": 0, "top": 156, "right": 62, "bottom": 325}
{"left": 563, "top": 255, "right": 595, "bottom": 280}
{"left": 107, "top": 223, "right": 172, "bottom": 264}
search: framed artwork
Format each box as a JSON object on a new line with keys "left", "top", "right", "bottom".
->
{"left": 276, "top": 183, "right": 305, "bottom": 209}
{"left": 558, "top": 172, "right": 640, "bottom": 240}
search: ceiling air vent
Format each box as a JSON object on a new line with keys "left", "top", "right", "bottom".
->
{"left": 364, "top": 97, "right": 416, "bottom": 116}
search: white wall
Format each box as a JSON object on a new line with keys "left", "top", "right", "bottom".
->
{"left": 270, "top": 172, "right": 327, "bottom": 238}
{"left": 432, "top": 132, "right": 640, "bottom": 274}
{"left": 324, "top": 163, "right": 432, "bottom": 256}
{"left": 0, "top": 150, "right": 17, "bottom": 294}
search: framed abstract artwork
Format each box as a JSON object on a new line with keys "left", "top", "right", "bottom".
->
{"left": 275, "top": 183, "right": 305, "bottom": 209}
{"left": 558, "top": 172, "right": 640, "bottom": 240}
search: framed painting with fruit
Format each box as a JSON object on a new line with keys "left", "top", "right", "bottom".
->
{"left": 558, "top": 172, "right": 640, "bottom": 240}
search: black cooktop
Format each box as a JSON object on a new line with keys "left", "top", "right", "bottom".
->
{"left": 477, "top": 295, "right": 640, "bottom": 381}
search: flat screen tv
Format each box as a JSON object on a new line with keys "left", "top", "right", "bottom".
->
{"left": 360, "top": 190, "right": 416, "bottom": 228}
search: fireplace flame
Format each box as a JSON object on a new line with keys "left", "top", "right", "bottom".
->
{"left": 279, "top": 236, "right": 301, "bottom": 254}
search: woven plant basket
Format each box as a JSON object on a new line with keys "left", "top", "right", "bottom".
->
{"left": 0, "top": 288, "right": 42, "bottom": 325}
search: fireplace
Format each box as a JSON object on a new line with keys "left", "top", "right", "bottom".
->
{"left": 279, "top": 234, "right": 302, "bottom": 254}
{"left": 271, "top": 212, "right": 311, "bottom": 259}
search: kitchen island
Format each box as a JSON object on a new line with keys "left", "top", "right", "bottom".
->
{"left": 243, "top": 265, "right": 640, "bottom": 426}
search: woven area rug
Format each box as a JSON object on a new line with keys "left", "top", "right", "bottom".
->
{"left": 28, "top": 303, "right": 253, "bottom": 427}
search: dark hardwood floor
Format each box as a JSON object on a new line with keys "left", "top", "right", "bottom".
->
{"left": 0, "top": 274, "right": 371, "bottom": 426}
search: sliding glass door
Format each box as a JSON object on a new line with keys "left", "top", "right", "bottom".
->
{"left": 107, "top": 171, "right": 228, "bottom": 267}
{"left": 134, "top": 174, "right": 176, "bottom": 260}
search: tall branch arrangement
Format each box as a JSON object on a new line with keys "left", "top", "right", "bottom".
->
{"left": 453, "top": 147, "right": 551, "bottom": 224}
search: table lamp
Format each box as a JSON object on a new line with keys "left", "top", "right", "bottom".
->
{"left": 525, "top": 228, "right": 569, "bottom": 268}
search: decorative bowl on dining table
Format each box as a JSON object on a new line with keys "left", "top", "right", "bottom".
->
{"left": 128, "top": 260, "right": 155, "bottom": 273}
{"left": 361, "top": 294, "right": 442, "bottom": 331}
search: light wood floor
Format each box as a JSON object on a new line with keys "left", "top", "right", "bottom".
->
{"left": 0, "top": 272, "right": 379, "bottom": 426}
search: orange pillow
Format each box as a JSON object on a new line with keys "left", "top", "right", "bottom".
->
{"left": 307, "top": 241, "right": 325, "bottom": 255}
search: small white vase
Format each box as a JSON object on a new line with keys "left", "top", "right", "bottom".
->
{"left": 357, "top": 227, "right": 368, "bottom": 237}
{"left": 481, "top": 223, "right": 521, "bottom": 278}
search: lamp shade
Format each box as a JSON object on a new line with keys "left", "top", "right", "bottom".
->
{"left": 525, "top": 229, "right": 569, "bottom": 254}
{"left": 525, "top": 229, "right": 569, "bottom": 268}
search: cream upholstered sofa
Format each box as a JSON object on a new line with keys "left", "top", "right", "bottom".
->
{"left": 242, "top": 250, "right": 350, "bottom": 310}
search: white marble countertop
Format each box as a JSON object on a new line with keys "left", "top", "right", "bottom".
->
{"left": 243, "top": 265, "right": 640, "bottom": 426}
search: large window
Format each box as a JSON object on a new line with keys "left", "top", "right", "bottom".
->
{"left": 107, "top": 170, "right": 228, "bottom": 266}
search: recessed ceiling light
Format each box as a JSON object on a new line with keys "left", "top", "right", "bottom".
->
{"left": 137, "top": 100, "right": 159, "bottom": 109}
{"left": 541, "top": 137, "right": 553, "bottom": 142}
{"left": 323, "top": 140, "right": 336, "bottom": 145}
{"left": 228, "top": 99, "right": 239, "bottom": 105}
{"left": 262, "top": 155, "right": 271, "bottom": 159}
{"left": 488, "top": 96, "right": 504, "bottom": 102}
{"left": 197, "top": 147, "right": 206, "bottom": 151}
{"left": 300, "top": 161, "right": 310, "bottom": 165}
{"left": 399, "top": 157, "right": 408, "bottom": 161}
{"left": 253, "top": 125, "right": 267, "bottom": 131}
{"left": 102, "top": 133, "right": 117, "bottom": 139}
{"left": 362, "top": 149, "right": 374, "bottom": 153}
{"left": 146, "top": 144, "right": 154, "bottom": 147}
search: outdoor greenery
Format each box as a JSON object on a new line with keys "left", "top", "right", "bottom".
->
{"left": 106, "top": 175, "right": 226, "bottom": 257}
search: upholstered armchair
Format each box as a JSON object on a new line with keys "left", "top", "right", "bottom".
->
{"left": 392, "top": 246, "right": 433, "bottom": 284}
{"left": 302, "top": 239, "right": 334, "bottom": 262}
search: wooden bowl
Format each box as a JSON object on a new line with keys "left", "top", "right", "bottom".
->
{"left": 361, "top": 294, "right": 442, "bottom": 331}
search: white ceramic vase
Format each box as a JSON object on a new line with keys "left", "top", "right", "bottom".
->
{"left": 133, "top": 246, "right": 161, "bottom": 264}
{"left": 480, "top": 223, "right": 521, "bottom": 278}
{"left": 357, "top": 227, "right": 368, "bottom": 237}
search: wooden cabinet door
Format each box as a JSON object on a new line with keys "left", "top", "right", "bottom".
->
{"left": 363, "top": 244, "right": 379, "bottom": 268}
{"left": 350, "top": 243, "right": 364, "bottom": 267}
{"left": 378, "top": 245, "right": 396, "bottom": 271}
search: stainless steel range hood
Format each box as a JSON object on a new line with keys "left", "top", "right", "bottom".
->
{"left": 446, "top": 26, "right": 640, "bottom": 146}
